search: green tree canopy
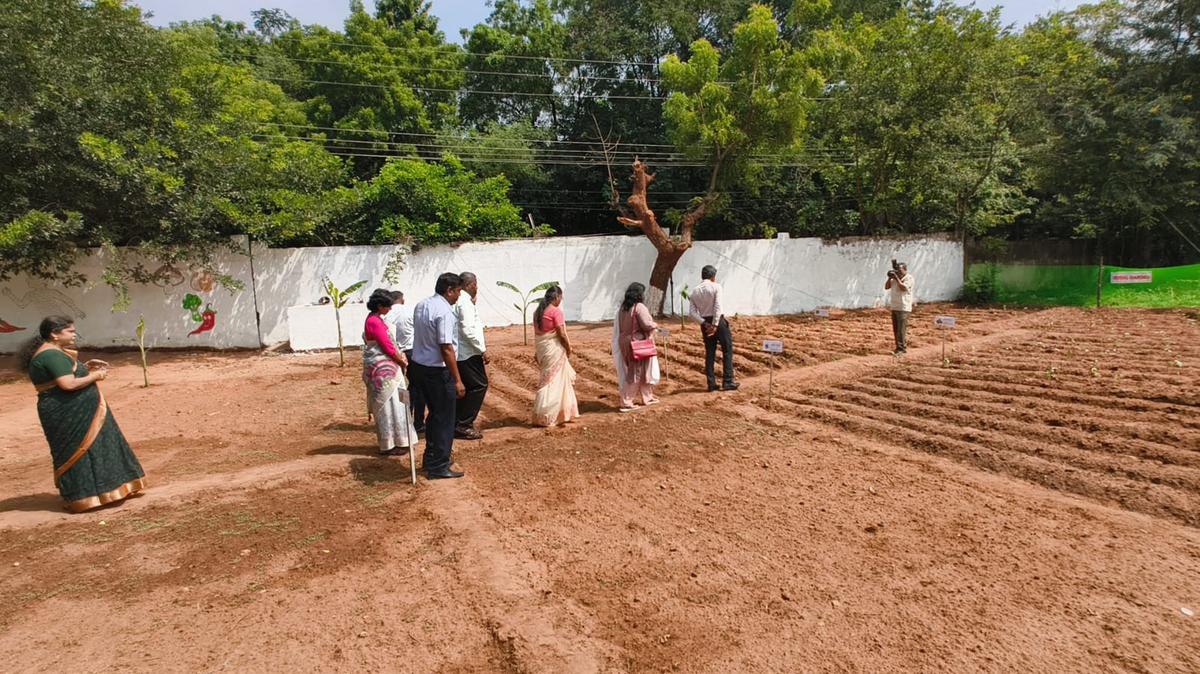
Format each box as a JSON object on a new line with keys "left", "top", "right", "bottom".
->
{"left": 0, "top": 0, "right": 345, "bottom": 291}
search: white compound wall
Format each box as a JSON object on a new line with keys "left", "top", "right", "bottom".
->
{"left": 0, "top": 233, "right": 962, "bottom": 352}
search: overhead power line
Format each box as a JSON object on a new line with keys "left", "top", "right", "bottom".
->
{"left": 260, "top": 122, "right": 682, "bottom": 148}
{"left": 270, "top": 35, "right": 663, "bottom": 68}
{"left": 321, "top": 147, "right": 1020, "bottom": 167}
{"left": 265, "top": 76, "right": 672, "bottom": 100}
{"left": 253, "top": 133, "right": 872, "bottom": 160}
{"left": 253, "top": 54, "right": 683, "bottom": 85}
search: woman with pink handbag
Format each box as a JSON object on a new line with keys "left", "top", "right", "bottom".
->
{"left": 614, "top": 282, "right": 660, "bottom": 412}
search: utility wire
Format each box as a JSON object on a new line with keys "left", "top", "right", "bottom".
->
{"left": 254, "top": 133, "right": 882, "bottom": 160}
{"left": 270, "top": 35, "right": 663, "bottom": 68}
{"left": 252, "top": 54, "right": 687, "bottom": 84}
{"left": 261, "top": 121, "right": 682, "bottom": 148}
{"left": 693, "top": 241, "right": 840, "bottom": 307}
{"left": 1163, "top": 216, "right": 1200, "bottom": 256}
{"left": 266, "top": 76, "right": 673, "bottom": 100}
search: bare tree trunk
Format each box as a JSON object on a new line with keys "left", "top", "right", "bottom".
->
{"left": 646, "top": 248, "right": 685, "bottom": 318}
{"left": 616, "top": 160, "right": 709, "bottom": 316}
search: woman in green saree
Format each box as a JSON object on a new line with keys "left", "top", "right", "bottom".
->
{"left": 18, "top": 316, "right": 146, "bottom": 513}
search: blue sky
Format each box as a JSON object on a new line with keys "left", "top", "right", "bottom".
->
{"left": 136, "top": 1, "right": 1090, "bottom": 39}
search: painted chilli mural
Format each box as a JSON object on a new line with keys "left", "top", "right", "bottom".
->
{"left": 0, "top": 318, "right": 26, "bottom": 333}
{"left": 182, "top": 294, "right": 217, "bottom": 337}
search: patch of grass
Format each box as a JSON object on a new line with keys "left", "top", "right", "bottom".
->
{"left": 73, "top": 531, "right": 118, "bottom": 545}
{"left": 17, "top": 583, "right": 87, "bottom": 603}
{"left": 358, "top": 488, "right": 391, "bottom": 508}
{"left": 128, "top": 518, "right": 169, "bottom": 533}
{"left": 293, "top": 531, "right": 328, "bottom": 548}
{"left": 968, "top": 263, "right": 1200, "bottom": 308}
{"left": 218, "top": 511, "right": 300, "bottom": 537}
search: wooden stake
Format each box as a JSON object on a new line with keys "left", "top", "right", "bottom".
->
{"left": 768, "top": 353, "right": 775, "bottom": 409}
{"left": 663, "top": 331, "right": 670, "bottom": 381}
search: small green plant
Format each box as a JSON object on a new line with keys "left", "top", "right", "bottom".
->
{"left": 962, "top": 263, "right": 999, "bottom": 305}
{"left": 324, "top": 277, "right": 368, "bottom": 366}
{"left": 135, "top": 314, "right": 149, "bottom": 387}
{"left": 496, "top": 280, "right": 558, "bottom": 345}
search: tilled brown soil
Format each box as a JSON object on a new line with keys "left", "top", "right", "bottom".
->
{"left": 1, "top": 304, "right": 1197, "bottom": 672}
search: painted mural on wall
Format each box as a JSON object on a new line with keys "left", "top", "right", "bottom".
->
{"left": 190, "top": 265, "right": 216, "bottom": 292}
{"left": 0, "top": 318, "right": 26, "bottom": 333}
{"left": 182, "top": 293, "right": 217, "bottom": 337}
{"left": 151, "top": 264, "right": 186, "bottom": 292}
{"left": 2, "top": 282, "right": 88, "bottom": 319}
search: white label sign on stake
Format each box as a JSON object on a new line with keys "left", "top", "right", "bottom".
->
{"left": 934, "top": 316, "right": 957, "bottom": 328}
{"left": 1110, "top": 271, "right": 1153, "bottom": 284}
{"left": 762, "top": 339, "right": 784, "bottom": 354}
{"left": 813, "top": 308, "right": 830, "bottom": 318}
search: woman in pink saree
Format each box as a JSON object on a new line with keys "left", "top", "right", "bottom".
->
{"left": 531, "top": 286, "right": 580, "bottom": 427}
{"left": 362, "top": 290, "right": 419, "bottom": 459}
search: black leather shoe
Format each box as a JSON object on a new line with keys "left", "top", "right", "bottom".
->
{"left": 454, "top": 427, "right": 483, "bottom": 440}
{"left": 722, "top": 382, "right": 740, "bottom": 391}
{"left": 425, "top": 468, "right": 464, "bottom": 479}
{"left": 707, "top": 384, "right": 719, "bottom": 392}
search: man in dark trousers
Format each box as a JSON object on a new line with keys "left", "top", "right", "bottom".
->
{"left": 453, "top": 271, "right": 488, "bottom": 440}
{"left": 408, "top": 273, "right": 466, "bottom": 479}
{"left": 688, "top": 265, "right": 739, "bottom": 392}
{"left": 884, "top": 262, "right": 915, "bottom": 355}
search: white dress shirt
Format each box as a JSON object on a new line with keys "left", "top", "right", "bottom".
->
{"left": 688, "top": 280, "right": 724, "bottom": 324}
{"left": 455, "top": 294, "right": 486, "bottom": 361}
{"left": 388, "top": 303, "right": 415, "bottom": 352}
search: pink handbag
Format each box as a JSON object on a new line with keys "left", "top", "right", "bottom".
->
{"left": 629, "top": 308, "right": 657, "bottom": 360}
{"left": 631, "top": 337, "right": 657, "bottom": 360}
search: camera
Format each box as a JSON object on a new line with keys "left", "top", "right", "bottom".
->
{"left": 887, "top": 258, "right": 902, "bottom": 280}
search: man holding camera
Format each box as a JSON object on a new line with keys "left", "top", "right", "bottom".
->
{"left": 885, "top": 261, "right": 915, "bottom": 355}
{"left": 689, "top": 265, "right": 739, "bottom": 392}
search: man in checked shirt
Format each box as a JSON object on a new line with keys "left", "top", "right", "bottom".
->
{"left": 688, "top": 265, "right": 740, "bottom": 392}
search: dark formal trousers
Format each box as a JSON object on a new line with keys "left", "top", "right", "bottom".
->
{"left": 409, "top": 363, "right": 456, "bottom": 473}
{"left": 405, "top": 349, "right": 425, "bottom": 430}
{"left": 703, "top": 316, "right": 736, "bottom": 388}
{"left": 455, "top": 354, "right": 488, "bottom": 430}
{"left": 891, "top": 310, "right": 909, "bottom": 353}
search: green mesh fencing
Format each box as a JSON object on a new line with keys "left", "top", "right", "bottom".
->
{"left": 966, "top": 262, "right": 1200, "bottom": 307}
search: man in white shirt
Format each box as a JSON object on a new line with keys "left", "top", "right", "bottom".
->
{"left": 453, "top": 271, "right": 488, "bottom": 440}
{"left": 409, "top": 273, "right": 466, "bottom": 479}
{"left": 386, "top": 290, "right": 422, "bottom": 431}
{"left": 688, "top": 265, "right": 739, "bottom": 392}
{"left": 884, "top": 262, "right": 915, "bottom": 355}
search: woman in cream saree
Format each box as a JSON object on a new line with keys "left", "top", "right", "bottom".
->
{"left": 531, "top": 286, "right": 579, "bottom": 427}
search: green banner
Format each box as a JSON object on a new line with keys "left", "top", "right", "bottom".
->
{"left": 966, "top": 262, "right": 1200, "bottom": 307}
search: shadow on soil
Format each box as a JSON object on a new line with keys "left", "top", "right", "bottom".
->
{"left": 0, "top": 491, "right": 64, "bottom": 514}
{"left": 480, "top": 416, "right": 527, "bottom": 430}
{"left": 580, "top": 400, "right": 617, "bottom": 414}
{"left": 349, "top": 457, "right": 413, "bottom": 486}
{"left": 323, "top": 421, "right": 373, "bottom": 432}
{"left": 308, "top": 444, "right": 378, "bottom": 457}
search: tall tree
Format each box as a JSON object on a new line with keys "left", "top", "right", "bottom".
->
{"left": 798, "top": 4, "right": 1034, "bottom": 240}
{"left": 272, "top": 1, "right": 463, "bottom": 177}
{"left": 460, "top": 0, "right": 567, "bottom": 129}
{"left": 0, "top": 0, "right": 345, "bottom": 293}
{"left": 1021, "top": 0, "right": 1200, "bottom": 264}
{"left": 617, "top": 4, "right": 823, "bottom": 314}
